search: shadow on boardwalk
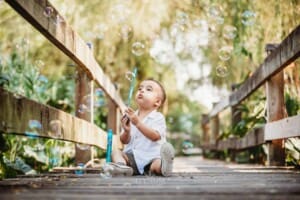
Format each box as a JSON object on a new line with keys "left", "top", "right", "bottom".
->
{"left": 0, "top": 156, "right": 300, "bottom": 200}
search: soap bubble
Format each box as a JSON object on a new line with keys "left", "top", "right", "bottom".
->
{"left": 218, "top": 46, "right": 233, "bottom": 61}
{"left": 43, "top": 6, "right": 54, "bottom": 18}
{"left": 223, "top": 25, "right": 237, "bottom": 39}
{"left": 25, "top": 120, "right": 42, "bottom": 138}
{"left": 49, "top": 147, "right": 60, "bottom": 167}
{"left": 94, "top": 88, "right": 105, "bottom": 107}
{"left": 208, "top": 5, "right": 222, "bottom": 18}
{"left": 131, "top": 42, "right": 145, "bottom": 56}
{"left": 48, "top": 120, "right": 63, "bottom": 138}
{"left": 77, "top": 95, "right": 92, "bottom": 114}
{"left": 216, "top": 65, "right": 229, "bottom": 77}
{"left": 241, "top": 10, "right": 256, "bottom": 26}
{"left": 78, "top": 103, "right": 89, "bottom": 114}
{"left": 100, "top": 163, "right": 113, "bottom": 179}
{"left": 75, "top": 163, "right": 84, "bottom": 176}
{"left": 38, "top": 75, "right": 48, "bottom": 84}
{"left": 208, "top": 5, "right": 224, "bottom": 24}
{"left": 125, "top": 71, "right": 136, "bottom": 81}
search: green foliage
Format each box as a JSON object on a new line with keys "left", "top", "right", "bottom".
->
{"left": 285, "top": 93, "right": 300, "bottom": 116}
{"left": 0, "top": 51, "right": 51, "bottom": 103}
{"left": 47, "top": 77, "right": 75, "bottom": 113}
{"left": 286, "top": 138, "right": 300, "bottom": 168}
{"left": 0, "top": 51, "right": 77, "bottom": 176}
{"left": 219, "top": 93, "right": 266, "bottom": 140}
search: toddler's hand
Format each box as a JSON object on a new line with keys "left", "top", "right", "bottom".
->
{"left": 121, "top": 114, "right": 130, "bottom": 132}
{"left": 125, "top": 107, "right": 140, "bottom": 126}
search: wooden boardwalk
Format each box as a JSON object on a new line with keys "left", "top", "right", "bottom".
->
{"left": 0, "top": 156, "right": 300, "bottom": 200}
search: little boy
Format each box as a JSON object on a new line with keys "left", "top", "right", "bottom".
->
{"left": 110, "top": 78, "right": 175, "bottom": 176}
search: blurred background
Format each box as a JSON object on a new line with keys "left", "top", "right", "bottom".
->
{"left": 0, "top": 0, "right": 299, "bottom": 176}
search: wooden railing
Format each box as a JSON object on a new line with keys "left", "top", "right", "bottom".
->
{"left": 201, "top": 24, "right": 300, "bottom": 166}
{"left": 0, "top": 0, "right": 126, "bottom": 164}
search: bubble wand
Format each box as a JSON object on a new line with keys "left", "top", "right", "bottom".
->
{"left": 127, "top": 67, "right": 137, "bottom": 107}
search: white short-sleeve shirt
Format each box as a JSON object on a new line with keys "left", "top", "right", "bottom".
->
{"left": 123, "top": 110, "right": 166, "bottom": 174}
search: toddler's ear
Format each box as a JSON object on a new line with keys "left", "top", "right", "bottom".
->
{"left": 154, "top": 99, "right": 162, "bottom": 107}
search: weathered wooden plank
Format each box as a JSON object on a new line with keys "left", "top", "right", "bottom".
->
{"left": 205, "top": 127, "right": 265, "bottom": 151}
{"left": 5, "top": 0, "right": 126, "bottom": 112}
{"left": 0, "top": 87, "right": 120, "bottom": 149}
{"left": 265, "top": 114, "right": 300, "bottom": 140}
{"left": 1, "top": 157, "right": 300, "bottom": 200}
{"left": 209, "top": 25, "right": 300, "bottom": 117}
{"left": 209, "top": 97, "right": 229, "bottom": 117}
{"left": 234, "top": 127, "right": 265, "bottom": 150}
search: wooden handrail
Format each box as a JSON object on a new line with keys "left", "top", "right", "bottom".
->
{"left": 202, "top": 114, "right": 300, "bottom": 151}
{"left": 5, "top": 0, "right": 126, "bottom": 112}
{"left": 210, "top": 25, "right": 300, "bottom": 117}
{"left": 0, "top": 87, "right": 121, "bottom": 149}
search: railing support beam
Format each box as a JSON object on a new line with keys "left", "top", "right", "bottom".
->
{"left": 265, "top": 44, "right": 286, "bottom": 166}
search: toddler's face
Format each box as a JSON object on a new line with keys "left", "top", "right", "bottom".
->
{"left": 135, "top": 80, "right": 163, "bottom": 109}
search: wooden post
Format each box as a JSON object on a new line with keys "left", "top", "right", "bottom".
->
{"left": 201, "top": 114, "right": 210, "bottom": 145}
{"left": 210, "top": 103, "right": 220, "bottom": 146}
{"left": 265, "top": 44, "right": 286, "bottom": 166}
{"left": 230, "top": 84, "right": 241, "bottom": 161}
{"left": 107, "top": 99, "right": 119, "bottom": 135}
{"left": 75, "top": 67, "right": 93, "bottom": 165}
{"left": 107, "top": 99, "right": 122, "bottom": 149}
